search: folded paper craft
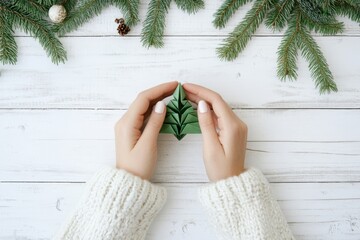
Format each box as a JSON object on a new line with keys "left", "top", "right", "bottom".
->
{"left": 160, "top": 83, "right": 201, "bottom": 140}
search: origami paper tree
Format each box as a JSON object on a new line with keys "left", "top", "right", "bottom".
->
{"left": 160, "top": 83, "right": 201, "bottom": 140}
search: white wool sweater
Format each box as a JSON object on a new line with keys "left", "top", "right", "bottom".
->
{"left": 54, "top": 168, "right": 295, "bottom": 240}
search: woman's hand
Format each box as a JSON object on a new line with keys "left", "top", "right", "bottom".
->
{"left": 114, "top": 81, "right": 178, "bottom": 180}
{"left": 183, "top": 83, "right": 248, "bottom": 182}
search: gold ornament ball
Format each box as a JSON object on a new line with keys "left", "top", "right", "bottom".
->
{"left": 48, "top": 5, "right": 67, "bottom": 23}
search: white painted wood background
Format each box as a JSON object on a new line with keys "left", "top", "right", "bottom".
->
{"left": 1, "top": 1, "right": 360, "bottom": 239}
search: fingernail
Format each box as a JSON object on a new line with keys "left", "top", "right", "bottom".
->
{"left": 155, "top": 101, "right": 165, "bottom": 114}
{"left": 198, "top": 100, "right": 208, "bottom": 113}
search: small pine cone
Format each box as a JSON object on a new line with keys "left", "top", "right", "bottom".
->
{"left": 115, "top": 18, "right": 130, "bottom": 36}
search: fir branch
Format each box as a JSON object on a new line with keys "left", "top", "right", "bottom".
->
{"left": 344, "top": 0, "right": 360, "bottom": 8}
{"left": 297, "top": 24, "right": 337, "bottom": 93}
{"left": 63, "top": 0, "right": 78, "bottom": 13}
{"left": 277, "top": 9, "right": 300, "bottom": 80}
{"left": 174, "top": 0, "right": 204, "bottom": 14}
{"left": 335, "top": 0, "right": 360, "bottom": 22}
{"left": 112, "top": 0, "right": 140, "bottom": 26}
{"left": 315, "top": 0, "right": 337, "bottom": 11}
{"left": 265, "top": 0, "right": 295, "bottom": 30}
{"left": 13, "top": 0, "right": 48, "bottom": 18}
{"left": 301, "top": 8, "right": 344, "bottom": 35}
{"left": 141, "top": 0, "right": 171, "bottom": 48}
{"left": 35, "top": 0, "right": 58, "bottom": 7}
{"left": 213, "top": 0, "right": 252, "bottom": 29}
{"left": 3, "top": 4, "right": 67, "bottom": 64}
{"left": 0, "top": 12, "right": 17, "bottom": 64}
{"left": 56, "top": 0, "right": 112, "bottom": 35}
{"left": 297, "top": 0, "right": 334, "bottom": 23}
{"left": 217, "top": 0, "right": 273, "bottom": 61}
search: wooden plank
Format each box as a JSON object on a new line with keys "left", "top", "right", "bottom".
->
{"left": 1, "top": 109, "right": 359, "bottom": 182}
{"left": 13, "top": 3, "right": 360, "bottom": 36}
{"left": 1, "top": 37, "right": 360, "bottom": 109}
{"left": 0, "top": 182, "right": 359, "bottom": 239}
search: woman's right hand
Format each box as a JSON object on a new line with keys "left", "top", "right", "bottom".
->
{"left": 183, "top": 83, "right": 248, "bottom": 182}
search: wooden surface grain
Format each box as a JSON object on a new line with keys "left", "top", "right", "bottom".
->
{"left": 0, "top": 3, "right": 359, "bottom": 240}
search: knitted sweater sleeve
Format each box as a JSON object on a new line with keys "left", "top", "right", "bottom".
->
{"left": 54, "top": 167, "right": 167, "bottom": 240}
{"left": 198, "top": 168, "right": 295, "bottom": 240}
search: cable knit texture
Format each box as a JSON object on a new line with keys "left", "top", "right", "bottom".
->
{"left": 199, "top": 168, "right": 295, "bottom": 240}
{"left": 54, "top": 167, "right": 167, "bottom": 240}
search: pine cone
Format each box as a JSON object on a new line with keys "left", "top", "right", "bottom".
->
{"left": 115, "top": 18, "right": 130, "bottom": 36}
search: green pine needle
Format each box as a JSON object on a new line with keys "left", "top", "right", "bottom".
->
{"left": 297, "top": 26, "right": 338, "bottom": 93}
{"left": 0, "top": 2, "right": 66, "bottom": 65}
{"left": 63, "top": 0, "right": 78, "bottom": 12}
{"left": 0, "top": 13, "right": 17, "bottom": 64}
{"left": 112, "top": 0, "right": 140, "bottom": 26}
{"left": 214, "top": 0, "right": 360, "bottom": 93}
{"left": 13, "top": 0, "right": 48, "bottom": 19}
{"left": 335, "top": 0, "right": 360, "bottom": 22}
{"left": 11, "top": 7, "right": 67, "bottom": 64}
{"left": 298, "top": 0, "right": 334, "bottom": 23}
{"left": 315, "top": 0, "right": 337, "bottom": 10}
{"left": 213, "top": 0, "right": 252, "bottom": 29}
{"left": 217, "top": 0, "right": 273, "bottom": 61}
{"left": 141, "top": 0, "right": 171, "bottom": 48}
{"left": 302, "top": 12, "right": 344, "bottom": 35}
{"left": 343, "top": 0, "right": 360, "bottom": 8}
{"left": 277, "top": 10, "right": 300, "bottom": 80}
{"left": 174, "top": 0, "right": 205, "bottom": 14}
{"left": 265, "top": 0, "right": 295, "bottom": 30}
{"left": 35, "top": 0, "right": 58, "bottom": 7}
{"left": 56, "top": 0, "right": 112, "bottom": 36}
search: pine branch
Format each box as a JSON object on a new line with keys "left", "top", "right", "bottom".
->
{"left": 265, "top": 0, "right": 295, "bottom": 30}
{"left": 301, "top": 7, "right": 344, "bottom": 35}
{"left": 35, "top": 0, "right": 57, "bottom": 7}
{"left": 141, "top": 0, "right": 171, "bottom": 48}
{"left": 3, "top": 4, "right": 67, "bottom": 64}
{"left": 56, "top": 0, "right": 112, "bottom": 35}
{"left": 344, "top": 0, "right": 360, "bottom": 8}
{"left": 0, "top": 12, "right": 17, "bottom": 64}
{"left": 63, "top": 0, "right": 78, "bottom": 13}
{"left": 277, "top": 9, "right": 300, "bottom": 80}
{"left": 297, "top": 0, "right": 334, "bottom": 23}
{"left": 217, "top": 0, "right": 273, "bottom": 61}
{"left": 13, "top": 0, "right": 48, "bottom": 18}
{"left": 174, "top": 0, "right": 204, "bottom": 14}
{"left": 315, "top": 0, "right": 337, "bottom": 11}
{"left": 213, "top": 0, "right": 252, "bottom": 29}
{"left": 297, "top": 23, "right": 337, "bottom": 93}
{"left": 112, "top": 0, "right": 140, "bottom": 26}
{"left": 335, "top": 0, "right": 360, "bottom": 22}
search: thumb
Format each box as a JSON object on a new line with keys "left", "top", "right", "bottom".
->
{"left": 197, "top": 100, "right": 222, "bottom": 150}
{"left": 139, "top": 100, "right": 166, "bottom": 144}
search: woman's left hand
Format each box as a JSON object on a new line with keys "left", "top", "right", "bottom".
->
{"left": 114, "top": 81, "right": 178, "bottom": 180}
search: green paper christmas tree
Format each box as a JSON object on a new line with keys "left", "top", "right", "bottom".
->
{"left": 160, "top": 83, "right": 201, "bottom": 140}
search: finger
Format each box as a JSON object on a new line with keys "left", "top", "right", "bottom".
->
{"left": 125, "top": 81, "right": 178, "bottom": 129}
{"left": 137, "top": 101, "right": 166, "bottom": 146}
{"left": 197, "top": 100, "right": 223, "bottom": 154}
{"left": 183, "top": 83, "right": 234, "bottom": 121}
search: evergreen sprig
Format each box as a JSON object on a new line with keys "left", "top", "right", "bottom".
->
{"left": 217, "top": 0, "right": 273, "bottom": 61}
{"left": 141, "top": 0, "right": 172, "bottom": 48}
{"left": 0, "top": 0, "right": 66, "bottom": 65}
{"left": 215, "top": 0, "right": 360, "bottom": 93}
{"left": 213, "top": 0, "right": 252, "bottom": 29}
{"left": 141, "top": 0, "right": 205, "bottom": 48}
{"left": 56, "top": 0, "right": 140, "bottom": 36}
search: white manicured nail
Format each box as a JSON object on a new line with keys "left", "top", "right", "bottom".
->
{"left": 155, "top": 101, "right": 165, "bottom": 114}
{"left": 198, "top": 100, "right": 208, "bottom": 113}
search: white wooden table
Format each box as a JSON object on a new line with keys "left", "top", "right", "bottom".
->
{"left": 1, "top": 2, "right": 360, "bottom": 239}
